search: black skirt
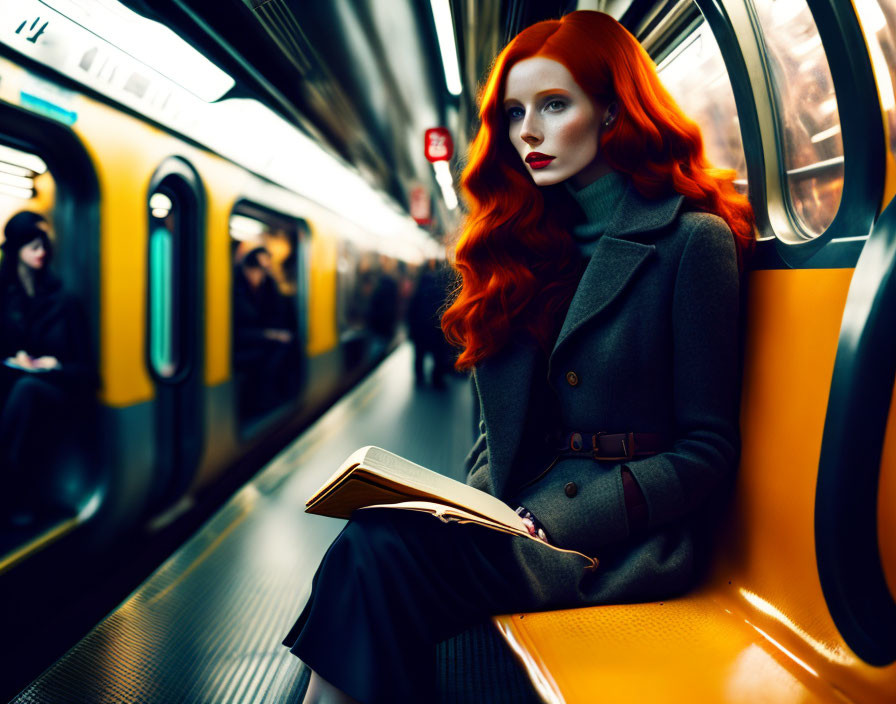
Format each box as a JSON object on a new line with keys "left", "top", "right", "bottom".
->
{"left": 282, "top": 508, "right": 557, "bottom": 704}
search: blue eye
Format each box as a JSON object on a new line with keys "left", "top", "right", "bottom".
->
{"left": 546, "top": 99, "right": 566, "bottom": 111}
{"left": 506, "top": 106, "right": 524, "bottom": 121}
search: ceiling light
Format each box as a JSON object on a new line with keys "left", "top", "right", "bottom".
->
{"left": 40, "top": 0, "right": 234, "bottom": 102}
{"left": 433, "top": 160, "right": 458, "bottom": 209}
{"left": 230, "top": 215, "right": 267, "bottom": 240}
{"left": 0, "top": 144, "right": 47, "bottom": 174}
{"left": 430, "top": 0, "right": 462, "bottom": 96}
{"left": 0, "top": 183, "right": 34, "bottom": 200}
{"left": 0, "top": 172, "right": 34, "bottom": 190}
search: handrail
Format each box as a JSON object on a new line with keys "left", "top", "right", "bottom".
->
{"left": 786, "top": 155, "right": 844, "bottom": 180}
{"left": 815, "top": 195, "right": 896, "bottom": 666}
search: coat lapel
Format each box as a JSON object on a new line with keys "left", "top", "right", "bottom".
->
{"left": 550, "top": 236, "right": 655, "bottom": 359}
{"left": 473, "top": 340, "right": 537, "bottom": 499}
{"left": 471, "top": 182, "right": 685, "bottom": 497}
{"left": 550, "top": 183, "right": 684, "bottom": 364}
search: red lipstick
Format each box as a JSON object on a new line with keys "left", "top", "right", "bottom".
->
{"left": 525, "top": 152, "right": 555, "bottom": 170}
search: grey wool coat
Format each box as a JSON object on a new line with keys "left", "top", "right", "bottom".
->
{"left": 463, "top": 182, "right": 740, "bottom": 609}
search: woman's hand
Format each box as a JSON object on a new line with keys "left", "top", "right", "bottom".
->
{"left": 516, "top": 506, "right": 550, "bottom": 544}
{"left": 263, "top": 329, "right": 293, "bottom": 343}
{"left": 6, "top": 351, "right": 35, "bottom": 369}
{"left": 31, "top": 355, "right": 61, "bottom": 370}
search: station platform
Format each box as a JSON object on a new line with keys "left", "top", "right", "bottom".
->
{"left": 9, "top": 345, "right": 496, "bottom": 703}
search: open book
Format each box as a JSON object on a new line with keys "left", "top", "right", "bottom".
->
{"left": 305, "top": 446, "right": 598, "bottom": 570}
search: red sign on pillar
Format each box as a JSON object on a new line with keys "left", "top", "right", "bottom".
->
{"left": 409, "top": 184, "right": 431, "bottom": 225}
{"left": 425, "top": 127, "right": 453, "bottom": 163}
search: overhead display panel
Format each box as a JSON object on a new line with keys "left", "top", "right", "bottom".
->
{"left": 0, "top": 1, "right": 439, "bottom": 263}
{"left": 0, "top": 0, "right": 233, "bottom": 129}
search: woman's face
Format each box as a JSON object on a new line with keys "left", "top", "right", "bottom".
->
{"left": 243, "top": 251, "right": 271, "bottom": 289}
{"left": 504, "top": 57, "right": 612, "bottom": 189}
{"left": 19, "top": 237, "right": 47, "bottom": 270}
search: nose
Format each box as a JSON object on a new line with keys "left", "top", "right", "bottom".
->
{"left": 519, "top": 112, "right": 542, "bottom": 146}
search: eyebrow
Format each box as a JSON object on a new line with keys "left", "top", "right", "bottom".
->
{"left": 502, "top": 88, "right": 571, "bottom": 106}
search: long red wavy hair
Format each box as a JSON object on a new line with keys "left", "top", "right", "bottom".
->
{"left": 441, "top": 10, "right": 754, "bottom": 370}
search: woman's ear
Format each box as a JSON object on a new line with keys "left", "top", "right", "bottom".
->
{"left": 603, "top": 102, "right": 619, "bottom": 127}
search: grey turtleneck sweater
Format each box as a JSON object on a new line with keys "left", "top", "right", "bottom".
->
{"left": 566, "top": 170, "right": 628, "bottom": 258}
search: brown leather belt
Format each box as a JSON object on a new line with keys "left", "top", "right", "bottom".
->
{"left": 550, "top": 431, "right": 668, "bottom": 461}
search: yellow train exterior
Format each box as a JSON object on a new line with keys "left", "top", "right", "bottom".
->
{"left": 0, "top": 52, "right": 415, "bottom": 569}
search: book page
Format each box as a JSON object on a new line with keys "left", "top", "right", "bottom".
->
{"left": 361, "top": 500, "right": 528, "bottom": 533}
{"left": 351, "top": 446, "right": 525, "bottom": 528}
{"left": 359, "top": 501, "right": 599, "bottom": 570}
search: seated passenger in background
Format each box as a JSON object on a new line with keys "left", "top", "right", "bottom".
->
{"left": 0, "top": 211, "right": 93, "bottom": 524}
{"left": 233, "top": 243, "right": 301, "bottom": 420}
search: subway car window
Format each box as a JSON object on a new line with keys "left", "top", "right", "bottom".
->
{"left": 149, "top": 190, "right": 179, "bottom": 378}
{"left": 337, "top": 240, "right": 367, "bottom": 368}
{"left": 855, "top": 0, "right": 896, "bottom": 179}
{"left": 337, "top": 240, "right": 361, "bottom": 335}
{"left": 1, "top": 143, "right": 93, "bottom": 534}
{"left": 751, "top": 0, "right": 844, "bottom": 237}
{"left": 230, "top": 207, "right": 302, "bottom": 430}
{"left": 658, "top": 22, "right": 747, "bottom": 190}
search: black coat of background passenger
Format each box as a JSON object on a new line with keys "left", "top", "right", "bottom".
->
{"left": 464, "top": 182, "right": 741, "bottom": 607}
{"left": 366, "top": 274, "right": 400, "bottom": 339}
{"left": 0, "top": 272, "right": 93, "bottom": 393}
{"left": 232, "top": 268, "right": 301, "bottom": 418}
{"left": 408, "top": 264, "right": 450, "bottom": 346}
{"left": 0, "top": 270, "right": 94, "bottom": 495}
{"left": 408, "top": 262, "right": 453, "bottom": 384}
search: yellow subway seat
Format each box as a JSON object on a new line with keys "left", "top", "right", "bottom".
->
{"left": 495, "top": 593, "right": 840, "bottom": 704}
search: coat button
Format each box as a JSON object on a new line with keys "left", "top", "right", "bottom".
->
{"left": 565, "top": 482, "right": 578, "bottom": 498}
{"left": 566, "top": 371, "right": 579, "bottom": 386}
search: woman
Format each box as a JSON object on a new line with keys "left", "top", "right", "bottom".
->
{"left": 283, "top": 11, "right": 753, "bottom": 703}
{"left": 0, "top": 211, "right": 93, "bottom": 520}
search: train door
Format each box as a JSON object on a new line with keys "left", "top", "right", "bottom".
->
{"left": 146, "top": 157, "right": 205, "bottom": 510}
{"left": 0, "top": 103, "right": 100, "bottom": 568}
{"left": 229, "top": 202, "right": 307, "bottom": 437}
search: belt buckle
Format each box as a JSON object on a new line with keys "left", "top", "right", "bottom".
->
{"left": 592, "top": 432, "right": 636, "bottom": 461}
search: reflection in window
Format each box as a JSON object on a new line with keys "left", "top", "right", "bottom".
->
{"left": 658, "top": 22, "right": 747, "bottom": 190}
{"left": 230, "top": 206, "right": 303, "bottom": 429}
{"left": 751, "top": 0, "right": 844, "bottom": 237}
{"left": 855, "top": 0, "right": 896, "bottom": 180}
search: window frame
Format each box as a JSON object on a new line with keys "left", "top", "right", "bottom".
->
{"left": 145, "top": 157, "right": 205, "bottom": 386}
{"left": 228, "top": 199, "right": 308, "bottom": 436}
{"left": 695, "top": 0, "right": 884, "bottom": 269}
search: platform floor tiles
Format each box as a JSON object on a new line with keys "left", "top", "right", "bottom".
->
{"left": 11, "top": 344, "right": 476, "bottom": 704}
